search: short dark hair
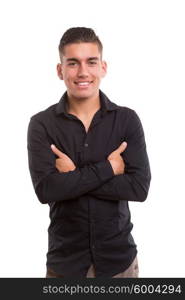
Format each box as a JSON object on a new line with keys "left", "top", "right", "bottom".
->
{"left": 58, "top": 27, "right": 103, "bottom": 60}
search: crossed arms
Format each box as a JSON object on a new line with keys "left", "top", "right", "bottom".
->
{"left": 27, "top": 110, "right": 151, "bottom": 204}
{"left": 51, "top": 142, "right": 127, "bottom": 175}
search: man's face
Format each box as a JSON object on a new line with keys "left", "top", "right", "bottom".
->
{"left": 57, "top": 42, "right": 107, "bottom": 100}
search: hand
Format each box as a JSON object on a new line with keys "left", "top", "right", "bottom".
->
{"left": 108, "top": 142, "right": 127, "bottom": 175}
{"left": 51, "top": 144, "right": 76, "bottom": 173}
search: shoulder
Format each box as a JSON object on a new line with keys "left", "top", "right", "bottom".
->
{"left": 117, "top": 105, "right": 135, "bottom": 116}
{"left": 103, "top": 91, "right": 141, "bottom": 128}
{"left": 114, "top": 100, "right": 141, "bottom": 122}
{"left": 114, "top": 102, "right": 140, "bottom": 126}
{"left": 30, "top": 103, "right": 58, "bottom": 124}
{"left": 108, "top": 96, "right": 144, "bottom": 137}
{"left": 27, "top": 103, "right": 58, "bottom": 137}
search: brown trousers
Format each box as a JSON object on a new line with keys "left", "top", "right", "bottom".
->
{"left": 46, "top": 256, "right": 139, "bottom": 278}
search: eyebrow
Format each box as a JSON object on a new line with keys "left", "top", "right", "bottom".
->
{"left": 66, "top": 57, "right": 99, "bottom": 62}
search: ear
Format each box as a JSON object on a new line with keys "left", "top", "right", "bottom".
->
{"left": 57, "top": 63, "right": 63, "bottom": 80}
{"left": 101, "top": 60, "right": 107, "bottom": 78}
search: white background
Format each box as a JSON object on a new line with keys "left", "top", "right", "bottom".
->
{"left": 0, "top": 0, "right": 184, "bottom": 277}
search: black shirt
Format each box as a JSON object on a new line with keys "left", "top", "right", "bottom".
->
{"left": 27, "top": 90, "right": 151, "bottom": 277}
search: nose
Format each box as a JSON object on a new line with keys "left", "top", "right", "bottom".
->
{"left": 77, "top": 62, "right": 88, "bottom": 78}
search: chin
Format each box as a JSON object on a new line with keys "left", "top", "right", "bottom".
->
{"left": 72, "top": 90, "right": 96, "bottom": 100}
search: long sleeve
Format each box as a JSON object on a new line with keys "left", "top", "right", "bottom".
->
{"left": 27, "top": 117, "right": 114, "bottom": 204}
{"left": 88, "top": 110, "right": 151, "bottom": 202}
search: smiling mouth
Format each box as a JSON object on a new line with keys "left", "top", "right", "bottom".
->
{"left": 74, "top": 81, "right": 93, "bottom": 87}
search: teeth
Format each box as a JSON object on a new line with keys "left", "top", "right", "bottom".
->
{"left": 77, "top": 82, "right": 90, "bottom": 86}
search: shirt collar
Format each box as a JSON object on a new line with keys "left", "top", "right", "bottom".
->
{"left": 55, "top": 90, "right": 119, "bottom": 116}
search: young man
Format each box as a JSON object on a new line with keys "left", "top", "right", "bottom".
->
{"left": 27, "top": 27, "right": 151, "bottom": 278}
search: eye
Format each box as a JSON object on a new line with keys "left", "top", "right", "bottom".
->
{"left": 89, "top": 61, "right": 97, "bottom": 65}
{"left": 68, "top": 62, "right": 77, "bottom": 66}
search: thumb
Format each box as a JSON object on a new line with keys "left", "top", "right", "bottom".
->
{"left": 51, "top": 144, "right": 63, "bottom": 158}
{"left": 116, "top": 141, "right": 127, "bottom": 154}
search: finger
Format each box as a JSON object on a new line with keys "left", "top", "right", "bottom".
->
{"left": 116, "top": 141, "right": 127, "bottom": 154}
{"left": 51, "top": 144, "right": 64, "bottom": 158}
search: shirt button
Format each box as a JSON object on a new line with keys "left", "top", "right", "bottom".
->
{"left": 84, "top": 143, "right": 88, "bottom": 147}
{"left": 92, "top": 245, "right": 95, "bottom": 249}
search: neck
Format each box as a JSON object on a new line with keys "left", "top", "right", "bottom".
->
{"left": 67, "top": 92, "right": 100, "bottom": 117}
